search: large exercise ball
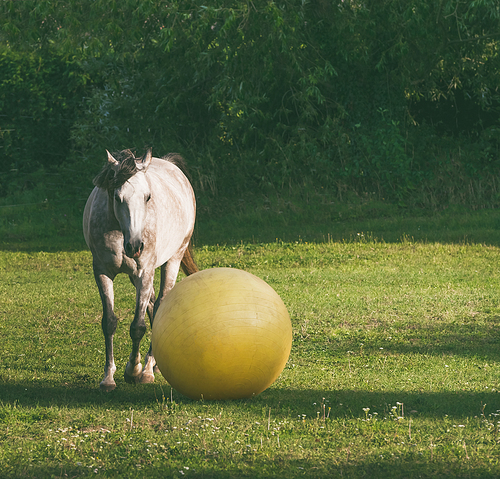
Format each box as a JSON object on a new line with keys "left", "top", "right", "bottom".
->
{"left": 152, "top": 267, "right": 292, "bottom": 400}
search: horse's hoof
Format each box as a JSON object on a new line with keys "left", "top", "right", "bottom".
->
{"left": 100, "top": 380, "right": 116, "bottom": 392}
{"left": 153, "top": 365, "right": 160, "bottom": 374}
{"left": 124, "top": 371, "right": 142, "bottom": 384}
{"left": 139, "top": 373, "right": 155, "bottom": 384}
{"left": 124, "top": 360, "right": 143, "bottom": 384}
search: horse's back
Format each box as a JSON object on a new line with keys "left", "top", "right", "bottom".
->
{"left": 148, "top": 157, "right": 193, "bottom": 200}
{"left": 147, "top": 157, "right": 196, "bottom": 266}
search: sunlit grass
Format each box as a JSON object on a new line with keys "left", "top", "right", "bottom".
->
{"left": 1, "top": 240, "right": 500, "bottom": 477}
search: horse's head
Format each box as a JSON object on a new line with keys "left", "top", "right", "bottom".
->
{"left": 107, "top": 149, "right": 152, "bottom": 259}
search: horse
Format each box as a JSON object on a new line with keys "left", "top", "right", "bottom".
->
{"left": 83, "top": 148, "right": 198, "bottom": 391}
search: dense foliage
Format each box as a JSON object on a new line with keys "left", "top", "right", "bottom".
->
{"left": 0, "top": 50, "right": 85, "bottom": 179}
{"left": 1, "top": 0, "right": 499, "bottom": 206}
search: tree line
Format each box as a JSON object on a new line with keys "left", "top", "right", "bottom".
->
{"left": 1, "top": 0, "right": 499, "bottom": 206}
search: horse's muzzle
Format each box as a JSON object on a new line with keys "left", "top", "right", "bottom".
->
{"left": 125, "top": 241, "right": 144, "bottom": 259}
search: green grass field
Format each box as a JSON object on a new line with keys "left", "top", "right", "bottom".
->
{"left": 2, "top": 225, "right": 500, "bottom": 477}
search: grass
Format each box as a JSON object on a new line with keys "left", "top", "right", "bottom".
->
{"left": 1, "top": 237, "right": 500, "bottom": 477}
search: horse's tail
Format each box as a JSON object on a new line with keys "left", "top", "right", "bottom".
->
{"left": 181, "top": 241, "right": 199, "bottom": 276}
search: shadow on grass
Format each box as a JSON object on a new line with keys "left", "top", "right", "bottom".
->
{"left": 299, "top": 317, "right": 500, "bottom": 363}
{"left": 1, "top": 381, "right": 499, "bottom": 421}
{"left": 3, "top": 202, "right": 500, "bottom": 252}
{"left": 3, "top": 457, "right": 497, "bottom": 479}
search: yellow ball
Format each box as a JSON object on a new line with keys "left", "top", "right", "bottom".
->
{"left": 152, "top": 268, "right": 292, "bottom": 400}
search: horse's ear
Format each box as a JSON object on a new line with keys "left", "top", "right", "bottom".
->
{"left": 139, "top": 148, "right": 152, "bottom": 170}
{"left": 106, "top": 150, "right": 120, "bottom": 172}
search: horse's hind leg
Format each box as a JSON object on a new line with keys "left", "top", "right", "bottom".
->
{"left": 154, "top": 254, "right": 184, "bottom": 317}
{"left": 94, "top": 270, "right": 118, "bottom": 391}
{"left": 141, "top": 256, "right": 184, "bottom": 382}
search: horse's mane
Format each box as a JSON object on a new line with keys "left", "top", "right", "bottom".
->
{"left": 93, "top": 149, "right": 138, "bottom": 191}
{"left": 93, "top": 149, "right": 190, "bottom": 191}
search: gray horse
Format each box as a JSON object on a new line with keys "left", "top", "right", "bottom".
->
{"left": 83, "top": 148, "right": 198, "bottom": 391}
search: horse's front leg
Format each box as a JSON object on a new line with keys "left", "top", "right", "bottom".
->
{"left": 124, "top": 271, "right": 154, "bottom": 384}
{"left": 94, "top": 271, "right": 118, "bottom": 391}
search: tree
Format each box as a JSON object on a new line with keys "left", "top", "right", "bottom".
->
{"left": 1, "top": 0, "right": 499, "bottom": 201}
